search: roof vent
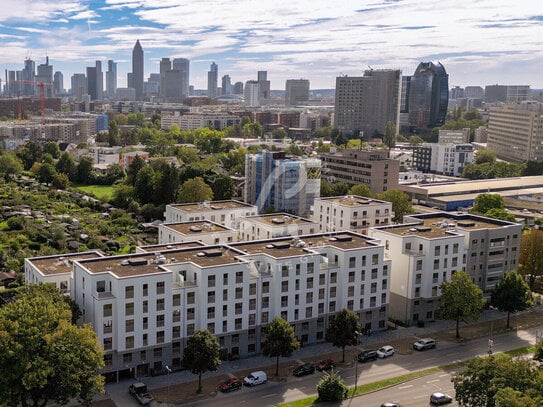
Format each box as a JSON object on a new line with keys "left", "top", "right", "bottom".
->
{"left": 271, "top": 218, "right": 285, "bottom": 224}
{"left": 335, "top": 234, "right": 353, "bottom": 242}
{"left": 189, "top": 226, "right": 203, "bottom": 232}
{"left": 415, "top": 226, "right": 432, "bottom": 232}
{"left": 128, "top": 258, "right": 148, "bottom": 266}
{"left": 272, "top": 242, "right": 291, "bottom": 249}
{"left": 457, "top": 221, "right": 476, "bottom": 227}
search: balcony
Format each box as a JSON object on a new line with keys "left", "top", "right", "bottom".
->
{"left": 95, "top": 290, "right": 115, "bottom": 300}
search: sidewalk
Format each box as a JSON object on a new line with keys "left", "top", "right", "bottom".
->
{"left": 101, "top": 305, "right": 543, "bottom": 406}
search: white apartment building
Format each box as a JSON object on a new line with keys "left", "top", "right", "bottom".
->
{"left": 163, "top": 200, "right": 258, "bottom": 230}
{"left": 28, "top": 231, "right": 389, "bottom": 380}
{"left": 160, "top": 112, "right": 241, "bottom": 131}
{"left": 239, "top": 213, "right": 318, "bottom": 241}
{"left": 370, "top": 222, "right": 466, "bottom": 326}
{"left": 313, "top": 195, "right": 393, "bottom": 234}
{"left": 431, "top": 143, "right": 474, "bottom": 177}
{"left": 159, "top": 220, "right": 237, "bottom": 245}
{"left": 404, "top": 212, "right": 521, "bottom": 295}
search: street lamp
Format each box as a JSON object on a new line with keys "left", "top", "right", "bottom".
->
{"left": 165, "top": 365, "right": 172, "bottom": 406}
{"left": 353, "top": 331, "right": 361, "bottom": 393}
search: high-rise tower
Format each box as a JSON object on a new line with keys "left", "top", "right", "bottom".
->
{"left": 106, "top": 60, "right": 117, "bottom": 98}
{"left": 132, "top": 40, "right": 144, "bottom": 100}
{"left": 285, "top": 79, "right": 310, "bottom": 106}
{"left": 172, "top": 58, "right": 190, "bottom": 98}
{"left": 207, "top": 62, "right": 218, "bottom": 98}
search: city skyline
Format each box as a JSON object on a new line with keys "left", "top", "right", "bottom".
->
{"left": 0, "top": 0, "right": 542, "bottom": 90}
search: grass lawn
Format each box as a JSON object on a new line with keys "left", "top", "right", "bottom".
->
{"left": 75, "top": 185, "right": 115, "bottom": 201}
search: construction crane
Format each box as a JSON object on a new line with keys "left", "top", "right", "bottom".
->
{"left": 11, "top": 80, "right": 53, "bottom": 124}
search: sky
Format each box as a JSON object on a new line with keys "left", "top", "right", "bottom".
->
{"left": 0, "top": 0, "right": 542, "bottom": 91}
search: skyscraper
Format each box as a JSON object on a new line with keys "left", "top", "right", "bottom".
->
{"left": 221, "top": 74, "right": 232, "bottom": 95}
{"left": 244, "top": 80, "right": 260, "bottom": 107}
{"left": 53, "top": 71, "right": 63, "bottom": 96}
{"left": 106, "top": 60, "right": 117, "bottom": 98}
{"left": 36, "top": 56, "right": 53, "bottom": 97}
{"left": 172, "top": 58, "right": 190, "bottom": 98}
{"left": 21, "top": 58, "right": 35, "bottom": 96}
{"left": 207, "top": 62, "right": 218, "bottom": 98}
{"left": 86, "top": 61, "right": 103, "bottom": 101}
{"left": 257, "top": 70, "right": 270, "bottom": 102}
{"left": 71, "top": 73, "right": 87, "bottom": 99}
{"left": 407, "top": 61, "right": 448, "bottom": 130}
{"left": 159, "top": 58, "right": 171, "bottom": 99}
{"left": 285, "top": 79, "right": 310, "bottom": 106}
{"left": 132, "top": 40, "right": 144, "bottom": 100}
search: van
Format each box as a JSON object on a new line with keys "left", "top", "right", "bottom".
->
{"left": 243, "top": 370, "right": 267, "bottom": 386}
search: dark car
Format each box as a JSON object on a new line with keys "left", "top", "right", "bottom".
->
{"left": 357, "top": 349, "right": 378, "bottom": 363}
{"left": 292, "top": 363, "right": 315, "bottom": 377}
{"left": 430, "top": 392, "right": 453, "bottom": 405}
{"left": 218, "top": 377, "right": 243, "bottom": 392}
{"left": 315, "top": 359, "right": 336, "bottom": 371}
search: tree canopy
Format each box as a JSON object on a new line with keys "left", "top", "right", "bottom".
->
{"left": 0, "top": 284, "right": 104, "bottom": 407}
{"left": 348, "top": 184, "right": 373, "bottom": 197}
{"left": 519, "top": 229, "right": 543, "bottom": 290}
{"left": 375, "top": 189, "right": 413, "bottom": 222}
{"left": 177, "top": 177, "right": 214, "bottom": 203}
{"left": 472, "top": 193, "right": 504, "bottom": 215}
{"left": 261, "top": 317, "right": 300, "bottom": 376}
{"left": 491, "top": 271, "right": 532, "bottom": 328}
{"left": 181, "top": 329, "right": 220, "bottom": 393}
{"left": 325, "top": 308, "right": 362, "bottom": 362}
{"left": 440, "top": 271, "right": 486, "bottom": 338}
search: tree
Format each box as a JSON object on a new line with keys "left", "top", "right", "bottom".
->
{"left": 519, "top": 229, "right": 543, "bottom": 290}
{"left": 0, "top": 150, "right": 23, "bottom": 181}
{"left": 383, "top": 121, "right": 397, "bottom": 148}
{"left": 375, "top": 189, "right": 413, "bottom": 222}
{"left": 348, "top": 184, "right": 373, "bottom": 198}
{"left": 0, "top": 284, "right": 104, "bottom": 407}
{"left": 472, "top": 193, "right": 504, "bottom": 215}
{"left": 533, "top": 338, "right": 543, "bottom": 361}
{"left": 409, "top": 135, "right": 424, "bottom": 145}
{"left": 261, "top": 317, "right": 300, "bottom": 376}
{"left": 325, "top": 308, "right": 362, "bottom": 362}
{"left": 38, "top": 162, "right": 57, "bottom": 185}
{"left": 177, "top": 177, "right": 213, "bottom": 203}
{"left": 76, "top": 156, "right": 94, "bottom": 184}
{"left": 440, "top": 271, "right": 486, "bottom": 338}
{"left": 108, "top": 120, "right": 121, "bottom": 147}
{"left": 330, "top": 181, "right": 349, "bottom": 197}
{"left": 491, "top": 271, "right": 532, "bottom": 329}
{"left": 133, "top": 165, "right": 156, "bottom": 205}
{"left": 51, "top": 172, "right": 70, "bottom": 189}
{"left": 484, "top": 208, "right": 516, "bottom": 222}
{"left": 475, "top": 149, "right": 496, "bottom": 164}
{"left": 44, "top": 141, "right": 60, "bottom": 159}
{"left": 126, "top": 155, "right": 146, "bottom": 186}
{"left": 56, "top": 152, "right": 77, "bottom": 181}
{"left": 207, "top": 173, "right": 235, "bottom": 201}
{"left": 316, "top": 371, "right": 348, "bottom": 402}
{"left": 181, "top": 329, "right": 220, "bottom": 393}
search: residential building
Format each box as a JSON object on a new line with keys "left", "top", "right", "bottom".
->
{"left": 487, "top": 102, "right": 543, "bottom": 162}
{"left": 132, "top": 40, "right": 144, "bottom": 100}
{"left": 313, "top": 195, "right": 392, "bottom": 234}
{"left": 239, "top": 213, "right": 318, "bottom": 241}
{"left": 120, "top": 151, "right": 150, "bottom": 171}
{"left": 334, "top": 69, "right": 401, "bottom": 136}
{"left": 164, "top": 200, "right": 258, "bottom": 230}
{"left": 319, "top": 148, "right": 399, "bottom": 195}
{"left": 161, "top": 111, "right": 241, "bottom": 131}
{"left": 285, "top": 79, "right": 310, "bottom": 106}
{"left": 407, "top": 62, "right": 448, "bottom": 130}
{"left": 207, "top": 62, "right": 218, "bottom": 98}
{"left": 159, "top": 220, "right": 237, "bottom": 245}
{"left": 413, "top": 142, "right": 474, "bottom": 177}
{"left": 244, "top": 150, "right": 321, "bottom": 216}
{"left": 404, "top": 212, "right": 521, "bottom": 295}
{"left": 438, "top": 128, "right": 470, "bottom": 144}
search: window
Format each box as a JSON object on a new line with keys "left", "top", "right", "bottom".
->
{"left": 156, "top": 281, "right": 165, "bottom": 295}
{"left": 125, "top": 336, "right": 134, "bottom": 349}
{"left": 207, "top": 306, "right": 215, "bottom": 319}
{"left": 103, "top": 304, "right": 112, "bottom": 317}
{"left": 187, "top": 308, "right": 195, "bottom": 320}
{"left": 207, "top": 291, "right": 215, "bottom": 303}
{"left": 262, "top": 297, "right": 269, "bottom": 308}
{"left": 249, "top": 283, "right": 256, "bottom": 295}
{"left": 207, "top": 323, "right": 215, "bottom": 334}
{"left": 172, "top": 326, "right": 180, "bottom": 339}
{"left": 249, "top": 298, "right": 256, "bottom": 310}
{"left": 330, "top": 272, "right": 337, "bottom": 284}
{"left": 307, "top": 277, "right": 314, "bottom": 289}
{"left": 143, "top": 300, "right": 148, "bottom": 313}
{"left": 319, "top": 274, "right": 326, "bottom": 285}
{"left": 281, "top": 296, "right": 288, "bottom": 307}
{"left": 262, "top": 281, "right": 270, "bottom": 293}
{"left": 187, "top": 324, "right": 195, "bottom": 335}
{"left": 349, "top": 257, "right": 356, "bottom": 268}
{"left": 348, "top": 286, "right": 354, "bottom": 297}
{"left": 103, "top": 337, "right": 112, "bottom": 350}
{"left": 262, "top": 311, "right": 269, "bottom": 323}
{"left": 453, "top": 243, "right": 459, "bottom": 254}
{"left": 306, "top": 292, "right": 313, "bottom": 303}
{"left": 208, "top": 275, "right": 216, "bottom": 287}
{"left": 348, "top": 271, "right": 355, "bottom": 282}
{"left": 143, "top": 317, "right": 148, "bottom": 329}
{"left": 156, "top": 314, "right": 165, "bottom": 327}
{"left": 223, "top": 289, "right": 228, "bottom": 301}
{"left": 123, "top": 353, "right": 132, "bottom": 364}
{"left": 306, "top": 307, "right": 312, "bottom": 318}
{"left": 434, "top": 246, "right": 440, "bottom": 256}
{"left": 103, "top": 320, "right": 112, "bottom": 334}
{"left": 307, "top": 262, "right": 314, "bottom": 274}
{"left": 235, "top": 287, "right": 243, "bottom": 299}
{"left": 371, "top": 268, "right": 378, "bottom": 279}
{"left": 125, "top": 303, "right": 134, "bottom": 316}
{"left": 236, "top": 271, "right": 243, "bottom": 283}
{"left": 156, "top": 331, "right": 165, "bottom": 344}
{"left": 187, "top": 292, "right": 195, "bottom": 304}
{"left": 433, "top": 259, "right": 440, "bottom": 270}
{"left": 416, "top": 259, "right": 422, "bottom": 271}
{"left": 223, "top": 304, "right": 228, "bottom": 317}
{"left": 125, "top": 319, "right": 134, "bottom": 332}
{"left": 125, "top": 285, "right": 134, "bottom": 299}
{"left": 223, "top": 273, "right": 228, "bottom": 285}
{"left": 282, "top": 265, "right": 289, "bottom": 277}
{"left": 235, "top": 318, "right": 242, "bottom": 330}
{"left": 173, "top": 294, "right": 180, "bottom": 306}
{"left": 156, "top": 298, "right": 164, "bottom": 311}
{"left": 172, "top": 310, "right": 180, "bottom": 323}
{"left": 282, "top": 281, "right": 289, "bottom": 292}
{"left": 235, "top": 303, "right": 243, "bottom": 315}
{"left": 372, "top": 254, "right": 379, "bottom": 265}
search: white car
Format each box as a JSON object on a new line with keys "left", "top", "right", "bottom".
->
{"left": 377, "top": 345, "right": 395, "bottom": 358}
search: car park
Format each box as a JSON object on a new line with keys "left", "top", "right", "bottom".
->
{"left": 218, "top": 377, "right": 243, "bottom": 392}
{"left": 243, "top": 371, "right": 267, "bottom": 386}
{"left": 430, "top": 392, "right": 453, "bottom": 405}
{"left": 357, "top": 349, "right": 378, "bottom": 363}
{"left": 292, "top": 363, "right": 315, "bottom": 377}
{"left": 413, "top": 338, "right": 437, "bottom": 351}
{"left": 315, "top": 359, "right": 335, "bottom": 371}
{"left": 377, "top": 345, "right": 395, "bottom": 358}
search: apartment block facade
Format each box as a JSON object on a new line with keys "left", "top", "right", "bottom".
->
{"left": 239, "top": 213, "right": 318, "bottom": 241}
{"left": 158, "top": 220, "right": 237, "bottom": 245}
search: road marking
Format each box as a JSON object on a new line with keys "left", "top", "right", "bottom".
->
{"left": 261, "top": 393, "right": 277, "bottom": 398}
{"left": 414, "top": 394, "right": 426, "bottom": 399}
{"left": 424, "top": 357, "right": 437, "bottom": 361}
{"left": 398, "top": 385, "right": 413, "bottom": 389}
{"left": 439, "top": 374, "right": 449, "bottom": 378}
{"left": 427, "top": 379, "right": 440, "bottom": 383}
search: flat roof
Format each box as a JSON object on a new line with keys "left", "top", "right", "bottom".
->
{"left": 162, "top": 221, "right": 233, "bottom": 235}
{"left": 78, "top": 246, "right": 246, "bottom": 278}
{"left": 409, "top": 213, "right": 505, "bottom": 230}
{"left": 375, "top": 219, "right": 460, "bottom": 239}
{"left": 243, "top": 213, "right": 316, "bottom": 226}
{"left": 168, "top": 200, "right": 256, "bottom": 213}
{"left": 137, "top": 241, "right": 205, "bottom": 252}
{"left": 316, "top": 195, "right": 389, "bottom": 207}
{"left": 29, "top": 251, "right": 103, "bottom": 276}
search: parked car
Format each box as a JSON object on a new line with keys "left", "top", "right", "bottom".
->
{"left": 218, "top": 377, "right": 243, "bottom": 392}
{"left": 413, "top": 338, "right": 437, "bottom": 351}
{"left": 430, "top": 392, "right": 453, "bottom": 405}
{"left": 315, "top": 359, "right": 335, "bottom": 371}
{"left": 243, "top": 371, "right": 267, "bottom": 386}
{"left": 357, "top": 349, "right": 378, "bottom": 363}
{"left": 128, "top": 382, "right": 154, "bottom": 406}
{"left": 381, "top": 403, "right": 402, "bottom": 407}
{"left": 293, "top": 363, "right": 315, "bottom": 377}
{"left": 377, "top": 345, "right": 395, "bottom": 358}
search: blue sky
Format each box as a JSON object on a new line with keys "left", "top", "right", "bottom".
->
{"left": 0, "top": 0, "right": 542, "bottom": 90}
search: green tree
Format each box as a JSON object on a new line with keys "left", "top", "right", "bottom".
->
{"left": 181, "top": 329, "right": 221, "bottom": 393}
{"left": 111, "top": 185, "right": 135, "bottom": 210}
{"left": 533, "top": 338, "right": 543, "bottom": 361}
{"left": 51, "top": 172, "right": 70, "bottom": 189}
{"left": 44, "top": 141, "right": 60, "bottom": 159}
{"left": 348, "top": 184, "right": 373, "bottom": 198}
{"left": 56, "top": 152, "right": 77, "bottom": 181}
{"left": 261, "top": 317, "right": 300, "bottom": 377}
{"left": 325, "top": 308, "right": 362, "bottom": 362}
{"left": 177, "top": 146, "right": 201, "bottom": 165}
{"left": 472, "top": 193, "right": 504, "bottom": 215}
{"left": 375, "top": 189, "right": 413, "bottom": 222}
{"left": 0, "top": 150, "right": 23, "bottom": 181}
{"left": 491, "top": 271, "right": 532, "bottom": 329}
{"left": 495, "top": 387, "right": 540, "bottom": 407}
{"left": 330, "top": 181, "right": 350, "bottom": 197}
{"left": 440, "top": 271, "right": 486, "bottom": 338}
{"left": 38, "top": 162, "right": 57, "bottom": 185}
{"left": 134, "top": 165, "right": 156, "bottom": 205}
{"left": 126, "top": 155, "right": 147, "bottom": 186}
{"left": 16, "top": 141, "right": 43, "bottom": 170}
{"left": 271, "top": 128, "right": 288, "bottom": 139}
{"left": 475, "top": 149, "right": 497, "bottom": 164}
{"left": 0, "top": 284, "right": 104, "bottom": 407}
{"left": 409, "top": 135, "right": 424, "bottom": 145}
{"left": 320, "top": 179, "right": 333, "bottom": 197}
{"left": 383, "top": 121, "right": 397, "bottom": 148}
{"left": 484, "top": 208, "right": 516, "bottom": 222}
{"left": 208, "top": 173, "right": 235, "bottom": 201}
{"left": 519, "top": 229, "right": 543, "bottom": 290}
{"left": 316, "top": 371, "right": 348, "bottom": 402}
{"left": 177, "top": 177, "right": 213, "bottom": 203}
{"left": 77, "top": 156, "right": 94, "bottom": 184}
{"left": 108, "top": 120, "right": 121, "bottom": 147}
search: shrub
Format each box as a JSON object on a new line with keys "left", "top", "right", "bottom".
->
{"left": 317, "top": 370, "right": 348, "bottom": 402}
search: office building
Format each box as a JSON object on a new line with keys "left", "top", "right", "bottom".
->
{"left": 487, "top": 102, "right": 543, "bottom": 162}
{"left": 36, "top": 57, "right": 53, "bottom": 97}
{"left": 53, "top": 71, "right": 63, "bottom": 96}
{"left": 221, "top": 75, "right": 232, "bottom": 95}
{"left": 485, "top": 85, "right": 530, "bottom": 103}
{"left": 313, "top": 195, "right": 392, "bottom": 234}
{"left": 464, "top": 86, "right": 484, "bottom": 99}
{"left": 132, "top": 40, "right": 144, "bottom": 100}
{"left": 233, "top": 82, "right": 244, "bottom": 95}
{"left": 257, "top": 71, "right": 270, "bottom": 102}
{"left": 172, "top": 58, "right": 190, "bottom": 98}
{"left": 244, "top": 150, "right": 321, "bottom": 216}
{"left": 334, "top": 69, "right": 401, "bottom": 137}
{"left": 21, "top": 58, "right": 35, "bottom": 96}
{"left": 106, "top": 60, "right": 117, "bottom": 98}
{"left": 207, "top": 62, "right": 218, "bottom": 98}
{"left": 71, "top": 74, "right": 87, "bottom": 99}
{"left": 161, "top": 112, "right": 241, "bottom": 131}
{"left": 285, "top": 79, "right": 310, "bottom": 106}
{"left": 244, "top": 80, "right": 260, "bottom": 107}
{"left": 319, "top": 148, "right": 399, "bottom": 195}
{"left": 407, "top": 62, "right": 448, "bottom": 130}
{"left": 86, "top": 61, "right": 103, "bottom": 101}
{"left": 449, "top": 86, "right": 464, "bottom": 100}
